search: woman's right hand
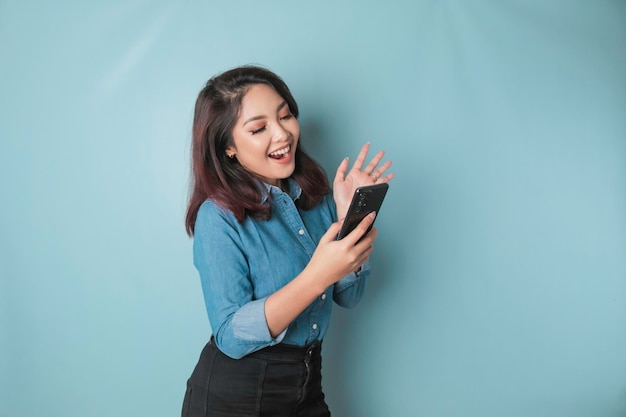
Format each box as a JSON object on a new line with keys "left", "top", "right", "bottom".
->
{"left": 265, "top": 212, "right": 377, "bottom": 337}
{"left": 304, "top": 212, "right": 378, "bottom": 291}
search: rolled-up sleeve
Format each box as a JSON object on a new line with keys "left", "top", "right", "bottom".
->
{"left": 333, "top": 261, "right": 369, "bottom": 308}
{"left": 193, "top": 202, "right": 285, "bottom": 359}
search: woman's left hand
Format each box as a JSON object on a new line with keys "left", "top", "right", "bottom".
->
{"left": 333, "top": 142, "right": 394, "bottom": 220}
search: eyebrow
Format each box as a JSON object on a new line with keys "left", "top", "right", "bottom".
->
{"left": 243, "top": 101, "right": 288, "bottom": 126}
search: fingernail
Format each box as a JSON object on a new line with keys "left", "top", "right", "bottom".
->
{"left": 369, "top": 211, "right": 376, "bottom": 219}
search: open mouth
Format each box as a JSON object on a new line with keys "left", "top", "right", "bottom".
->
{"left": 268, "top": 145, "right": 291, "bottom": 160}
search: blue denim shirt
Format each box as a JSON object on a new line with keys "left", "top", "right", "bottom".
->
{"left": 193, "top": 179, "right": 369, "bottom": 359}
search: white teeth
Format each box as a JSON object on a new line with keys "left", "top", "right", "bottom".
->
{"left": 269, "top": 145, "right": 290, "bottom": 157}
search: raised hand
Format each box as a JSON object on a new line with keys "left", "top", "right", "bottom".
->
{"left": 333, "top": 143, "right": 394, "bottom": 220}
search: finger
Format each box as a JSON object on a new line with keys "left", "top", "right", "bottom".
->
{"left": 350, "top": 142, "right": 370, "bottom": 171}
{"left": 370, "top": 160, "right": 393, "bottom": 181}
{"left": 375, "top": 172, "right": 395, "bottom": 184}
{"left": 355, "top": 226, "right": 378, "bottom": 249}
{"left": 358, "top": 246, "right": 374, "bottom": 264}
{"left": 363, "top": 150, "right": 385, "bottom": 175}
{"left": 354, "top": 235, "right": 375, "bottom": 263}
{"left": 344, "top": 211, "right": 376, "bottom": 245}
{"left": 353, "top": 250, "right": 373, "bottom": 271}
{"left": 334, "top": 157, "right": 349, "bottom": 183}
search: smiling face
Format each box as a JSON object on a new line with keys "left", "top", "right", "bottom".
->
{"left": 227, "top": 83, "right": 300, "bottom": 187}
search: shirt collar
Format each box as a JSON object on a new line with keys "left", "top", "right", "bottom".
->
{"left": 259, "top": 178, "right": 302, "bottom": 204}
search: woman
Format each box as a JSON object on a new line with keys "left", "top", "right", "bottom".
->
{"left": 182, "top": 65, "right": 393, "bottom": 417}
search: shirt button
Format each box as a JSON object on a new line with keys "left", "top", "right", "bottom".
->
{"left": 298, "top": 229, "right": 304, "bottom": 235}
{"left": 321, "top": 294, "right": 326, "bottom": 300}
{"left": 312, "top": 323, "right": 318, "bottom": 330}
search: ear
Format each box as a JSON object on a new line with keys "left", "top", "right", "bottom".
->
{"left": 225, "top": 146, "right": 236, "bottom": 159}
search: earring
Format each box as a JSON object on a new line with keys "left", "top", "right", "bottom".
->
{"left": 227, "top": 153, "right": 236, "bottom": 159}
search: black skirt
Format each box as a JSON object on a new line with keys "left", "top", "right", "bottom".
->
{"left": 182, "top": 337, "right": 331, "bottom": 417}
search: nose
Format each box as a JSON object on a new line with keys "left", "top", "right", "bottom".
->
{"left": 271, "top": 124, "right": 288, "bottom": 142}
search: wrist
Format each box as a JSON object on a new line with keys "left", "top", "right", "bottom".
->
{"left": 336, "top": 205, "right": 348, "bottom": 221}
{"left": 300, "top": 265, "right": 334, "bottom": 296}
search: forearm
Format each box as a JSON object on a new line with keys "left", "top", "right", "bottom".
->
{"left": 265, "top": 215, "right": 376, "bottom": 337}
{"left": 264, "top": 268, "right": 329, "bottom": 337}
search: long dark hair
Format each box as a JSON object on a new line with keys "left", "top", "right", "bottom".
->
{"left": 185, "top": 65, "right": 330, "bottom": 236}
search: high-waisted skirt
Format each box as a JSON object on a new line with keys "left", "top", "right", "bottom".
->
{"left": 182, "top": 336, "right": 331, "bottom": 417}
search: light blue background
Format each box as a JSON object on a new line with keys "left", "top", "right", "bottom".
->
{"left": 1, "top": 1, "right": 625, "bottom": 416}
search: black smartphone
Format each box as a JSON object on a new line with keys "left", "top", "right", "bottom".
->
{"left": 336, "top": 183, "right": 389, "bottom": 240}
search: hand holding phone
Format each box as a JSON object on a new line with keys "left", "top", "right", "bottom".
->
{"left": 336, "top": 183, "right": 389, "bottom": 240}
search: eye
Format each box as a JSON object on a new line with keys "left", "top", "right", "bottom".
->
{"left": 279, "top": 112, "right": 293, "bottom": 121}
{"left": 250, "top": 126, "right": 266, "bottom": 135}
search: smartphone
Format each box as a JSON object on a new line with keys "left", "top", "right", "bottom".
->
{"left": 336, "top": 183, "right": 389, "bottom": 240}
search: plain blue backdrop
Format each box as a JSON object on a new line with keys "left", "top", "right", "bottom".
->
{"left": 1, "top": 1, "right": 625, "bottom": 416}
